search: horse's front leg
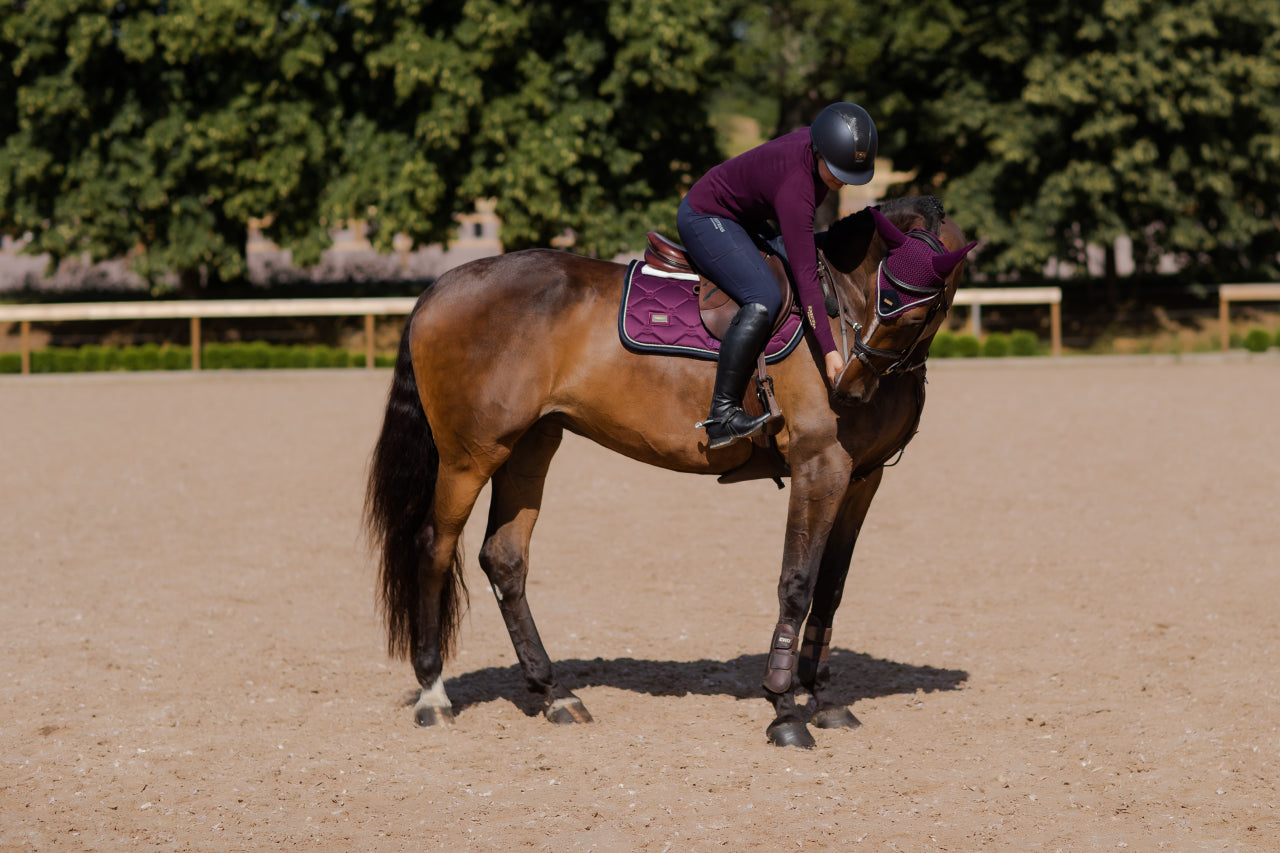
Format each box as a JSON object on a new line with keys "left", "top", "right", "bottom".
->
{"left": 798, "top": 468, "right": 884, "bottom": 731}
{"left": 763, "top": 450, "right": 854, "bottom": 748}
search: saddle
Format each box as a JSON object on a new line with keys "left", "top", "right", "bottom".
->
{"left": 642, "top": 233, "right": 796, "bottom": 340}
{"left": 642, "top": 232, "right": 795, "bottom": 446}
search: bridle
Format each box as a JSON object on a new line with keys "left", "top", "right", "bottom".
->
{"left": 818, "top": 238, "right": 949, "bottom": 380}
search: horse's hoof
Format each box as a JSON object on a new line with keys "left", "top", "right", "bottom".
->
{"left": 766, "top": 721, "right": 816, "bottom": 749}
{"left": 414, "top": 703, "right": 455, "bottom": 727}
{"left": 545, "top": 696, "right": 593, "bottom": 724}
{"left": 811, "top": 707, "right": 862, "bottom": 730}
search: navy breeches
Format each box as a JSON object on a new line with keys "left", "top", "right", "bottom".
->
{"left": 676, "top": 197, "right": 782, "bottom": 322}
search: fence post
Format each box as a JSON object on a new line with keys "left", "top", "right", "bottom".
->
{"left": 1050, "top": 302, "right": 1062, "bottom": 357}
{"left": 364, "top": 314, "right": 375, "bottom": 369}
{"left": 20, "top": 320, "right": 31, "bottom": 375}
{"left": 190, "top": 317, "right": 201, "bottom": 370}
{"left": 1219, "top": 292, "right": 1229, "bottom": 352}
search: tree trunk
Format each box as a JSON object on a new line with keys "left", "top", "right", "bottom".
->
{"left": 1103, "top": 242, "right": 1119, "bottom": 309}
{"left": 178, "top": 267, "right": 203, "bottom": 299}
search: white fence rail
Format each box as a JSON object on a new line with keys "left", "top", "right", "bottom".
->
{"left": 0, "top": 297, "right": 420, "bottom": 373}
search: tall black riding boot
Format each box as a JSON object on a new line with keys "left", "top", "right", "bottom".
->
{"left": 698, "top": 302, "right": 773, "bottom": 450}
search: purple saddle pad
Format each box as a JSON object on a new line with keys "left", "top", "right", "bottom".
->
{"left": 617, "top": 261, "right": 804, "bottom": 363}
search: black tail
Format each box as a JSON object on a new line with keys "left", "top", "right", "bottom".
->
{"left": 363, "top": 308, "right": 468, "bottom": 661}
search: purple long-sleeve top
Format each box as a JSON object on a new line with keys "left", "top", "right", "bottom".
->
{"left": 684, "top": 129, "right": 837, "bottom": 355}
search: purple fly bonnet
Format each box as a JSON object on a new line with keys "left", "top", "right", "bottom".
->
{"left": 869, "top": 207, "right": 977, "bottom": 318}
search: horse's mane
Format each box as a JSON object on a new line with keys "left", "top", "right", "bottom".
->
{"left": 818, "top": 195, "right": 947, "bottom": 274}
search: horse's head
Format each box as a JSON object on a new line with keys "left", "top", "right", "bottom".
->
{"left": 827, "top": 201, "right": 976, "bottom": 405}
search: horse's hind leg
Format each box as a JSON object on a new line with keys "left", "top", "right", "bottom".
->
{"left": 411, "top": 462, "right": 493, "bottom": 727}
{"left": 478, "top": 422, "right": 591, "bottom": 724}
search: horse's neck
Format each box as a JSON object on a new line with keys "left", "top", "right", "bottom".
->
{"left": 821, "top": 245, "right": 880, "bottom": 316}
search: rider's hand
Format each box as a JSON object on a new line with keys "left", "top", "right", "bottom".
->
{"left": 824, "top": 350, "right": 845, "bottom": 387}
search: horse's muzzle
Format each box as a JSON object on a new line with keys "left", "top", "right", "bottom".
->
{"left": 831, "top": 361, "right": 879, "bottom": 406}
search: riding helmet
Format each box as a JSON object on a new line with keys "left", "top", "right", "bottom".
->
{"left": 809, "top": 102, "right": 877, "bottom": 186}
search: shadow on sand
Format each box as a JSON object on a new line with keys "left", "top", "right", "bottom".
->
{"left": 409, "top": 649, "right": 968, "bottom": 717}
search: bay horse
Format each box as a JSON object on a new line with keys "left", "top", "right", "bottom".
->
{"left": 364, "top": 196, "right": 975, "bottom": 748}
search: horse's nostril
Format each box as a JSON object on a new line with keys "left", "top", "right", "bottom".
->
{"left": 833, "top": 388, "right": 863, "bottom": 406}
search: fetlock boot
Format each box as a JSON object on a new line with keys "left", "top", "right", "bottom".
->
{"left": 698, "top": 302, "right": 773, "bottom": 449}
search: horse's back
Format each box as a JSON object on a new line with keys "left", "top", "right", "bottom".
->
{"left": 419, "top": 249, "right": 621, "bottom": 320}
{"left": 410, "top": 248, "right": 624, "bottom": 366}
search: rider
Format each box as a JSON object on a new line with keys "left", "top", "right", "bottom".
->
{"left": 679, "top": 102, "right": 878, "bottom": 449}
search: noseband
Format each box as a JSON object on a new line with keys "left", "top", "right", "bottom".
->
{"left": 848, "top": 305, "right": 938, "bottom": 376}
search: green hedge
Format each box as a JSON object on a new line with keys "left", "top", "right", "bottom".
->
{"left": 0, "top": 341, "right": 387, "bottom": 374}
{"left": 982, "top": 332, "right": 1011, "bottom": 357}
{"left": 1010, "top": 330, "right": 1040, "bottom": 356}
{"left": 930, "top": 331, "right": 956, "bottom": 357}
{"left": 1243, "top": 328, "right": 1272, "bottom": 353}
{"left": 954, "top": 334, "right": 981, "bottom": 357}
{"left": 929, "top": 328, "right": 1045, "bottom": 359}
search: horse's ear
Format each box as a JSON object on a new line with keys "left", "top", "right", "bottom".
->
{"left": 869, "top": 207, "right": 907, "bottom": 249}
{"left": 932, "top": 241, "right": 978, "bottom": 278}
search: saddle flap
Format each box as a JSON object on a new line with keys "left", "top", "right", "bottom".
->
{"left": 698, "top": 254, "right": 795, "bottom": 341}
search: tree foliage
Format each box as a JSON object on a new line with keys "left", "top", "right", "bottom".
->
{"left": 1, "top": 0, "right": 340, "bottom": 292}
{"left": 726, "top": 0, "right": 885, "bottom": 133}
{"left": 0, "top": 0, "right": 735, "bottom": 293}
{"left": 7, "top": 1, "right": 1278, "bottom": 290}
{"left": 327, "top": 0, "right": 733, "bottom": 257}
{"left": 735, "top": 0, "right": 1280, "bottom": 281}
